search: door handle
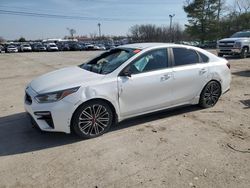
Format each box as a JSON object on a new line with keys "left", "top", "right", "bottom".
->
{"left": 199, "top": 68, "right": 207, "bottom": 75}
{"left": 160, "top": 74, "right": 171, "bottom": 81}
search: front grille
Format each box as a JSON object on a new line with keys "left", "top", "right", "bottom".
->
{"left": 220, "top": 49, "right": 232, "bottom": 52}
{"left": 25, "top": 92, "right": 32, "bottom": 105}
{"left": 220, "top": 41, "right": 235, "bottom": 44}
{"left": 219, "top": 45, "right": 234, "bottom": 48}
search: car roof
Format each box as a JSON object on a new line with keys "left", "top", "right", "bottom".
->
{"left": 119, "top": 43, "right": 191, "bottom": 50}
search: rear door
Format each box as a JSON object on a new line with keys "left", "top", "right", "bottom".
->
{"left": 170, "top": 47, "right": 209, "bottom": 105}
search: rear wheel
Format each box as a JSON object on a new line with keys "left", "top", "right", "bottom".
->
{"left": 72, "top": 100, "right": 113, "bottom": 139}
{"left": 199, "top": 81, "right": 221, "bottom": 108}
{"left": 240, "top": 47, "right": 248, "bottom": 59}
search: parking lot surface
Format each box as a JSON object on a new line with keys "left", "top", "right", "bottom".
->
{"left": 0, "top": 51, "right": 249, "bottom": 188}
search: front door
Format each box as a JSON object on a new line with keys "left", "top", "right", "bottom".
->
{"left": 117, "top": 48, "right": 174, "bottom": 118}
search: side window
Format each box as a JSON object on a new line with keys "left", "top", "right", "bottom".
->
{"left": 173, "top": 48, "right": 199, "bottom": 66}
{"left": 130, "top": 49, "right": 168, "bottom": 74}
{"left": 198, "top": 52, "right": 209, "bottom": 63}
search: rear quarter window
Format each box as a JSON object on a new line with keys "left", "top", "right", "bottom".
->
{"left": 198, "top": 52, "right": 209, "bottom": 63}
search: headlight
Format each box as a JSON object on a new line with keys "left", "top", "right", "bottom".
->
{"left": 234, "top": 42, "right": 241, "bottom": 48}
{"left": 35, "top": 87, "right": 80, "bottom": 103}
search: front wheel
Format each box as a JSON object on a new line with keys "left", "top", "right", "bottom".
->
{"left": 72, "top": 101, "right": 113, "bottom": 139}
{"left": 240, "top": 47, "right": 248, "bottom": 59}
{"left": 218, "top": 53, "right": 223, "bottom": 57}
{"left": 199, "top": 81, "right": 221, "bottom": 108}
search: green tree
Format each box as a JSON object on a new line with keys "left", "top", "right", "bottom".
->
{"left": 18, "top": 37, "right": 26, "bottom": 42}
{"left": 184, "top": 0, "right": 222, "bottom": 43}
{"left": 219, "top": 12, "right": 250, "bottom": 37}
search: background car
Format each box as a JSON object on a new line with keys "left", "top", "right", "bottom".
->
{"left": 24, "top": 43, "right": 231, "bottom": 139}
{"left": 0, "top": 45, "right": 4, "bottom": 53}
{"left": 93, "top": 45, "right": 100, "bottom": 50}
{"left": 33, "top": 43, "right": 47, "bottom": 52}
{"left": 68, "top": 42, "right": 82, "bottom": 51}
{"left": 6, "top": 45, "right": 18, "bottom": 53}
{"left": 85, "top": 44, "right": 94, "bottom": 50}
{"left": 97, "top": 44, "right": 106, "bottom": 50}
{"left": 46, "top": 43, "right": 58, "bottom": 51}
{"left": 105, "top": 44, "right": 115, "bottom": 50}
{"left": 57, "top": 42, "right": 70, "bottom": 51}
{"left": 217, "top": 30, "right": 250, "bottom": 58}
{"left": 20, "top": 44, "right": 32, "bottom": 52}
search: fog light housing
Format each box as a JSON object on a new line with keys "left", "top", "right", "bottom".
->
{"left": 34, "top": 111, "right": 54, "bottom": 128}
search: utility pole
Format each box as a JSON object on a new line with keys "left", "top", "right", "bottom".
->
{"left": 98, "top": 23, "right": 101, "bottom": 38}
{"left": 169, "top": 14, "right": 175, "bottom": 42}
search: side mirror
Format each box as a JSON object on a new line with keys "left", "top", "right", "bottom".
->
{"left": 120, "top": 67, "right": 132, "bottom": 77}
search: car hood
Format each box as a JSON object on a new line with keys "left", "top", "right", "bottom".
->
{"left": 30, "top": 66, "right": 104, "bottom": 94}
{"left": 219, "top": 38, "right": 249, "bottom": 42}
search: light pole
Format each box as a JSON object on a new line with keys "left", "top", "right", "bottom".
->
{"left": 169, "top": 14, "right": 175, "bottom": 42}
{"left": 98, "top": 23, "right": 101, "bottom": 38}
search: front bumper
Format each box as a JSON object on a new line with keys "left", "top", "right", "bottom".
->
{"left": 217, "top": 48, "right": 241, "bottom": 55}
{"left": 7, "top": 49, "right": 18, "bottom": 53}
{"left": 38, "top": 48, "right": 46, "bottom": 51}
{"left": 22, "top": 48, "right": 32, "bottom": 52}
{"left": 24, "top": 86, "right": 77, "bottom": 134}
{"left": 48, "top": 48, "right": 58, "bottom": 51}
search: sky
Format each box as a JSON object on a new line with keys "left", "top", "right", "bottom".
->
{"left": 0, "top": 0, "right": 234, "bottom": 40}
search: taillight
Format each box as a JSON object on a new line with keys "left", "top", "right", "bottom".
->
{"left": 226, "top": 62, "right": 230, "bottom": 69}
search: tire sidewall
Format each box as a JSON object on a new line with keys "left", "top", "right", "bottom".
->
{"left": 218, "top": 53, "right": 223, "bottom": 57}
{"left": 72, "top": 100, "right": 113, "bottom": 139}
{"left": 240, "top": 47, "right": 248, "bottom": 59}
{"left": 199, "top": 81, "right": 221, "bottom": 108}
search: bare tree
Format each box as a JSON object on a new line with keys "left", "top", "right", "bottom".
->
{"left": 67, "top": 28, "right": 76, "bottom": 39}
{"left": 0, "top": 36, "right": 5, "bottom": 44}
{"left": 235, "top": 0, "right": 250, "bottom": 13}
{"left": 89, "top": 33, "right": 97, "bottom": 39}
{"left": 129, "top": 24, "right": 187, "bottom": 43}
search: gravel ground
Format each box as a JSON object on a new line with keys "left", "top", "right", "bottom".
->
{"left": 0, "top": 51, "right": 249, "bottom": 188}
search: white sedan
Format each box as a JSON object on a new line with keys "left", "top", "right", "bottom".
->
{"left": 24, "top": 43, "right": 231, "bottom": 138}
{"left": 6, "top": 45, "right": 18, "bottom": 53}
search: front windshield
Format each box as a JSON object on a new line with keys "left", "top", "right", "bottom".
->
{"left": 80, "top": 48, "right": 137, "bottom": 74}
{"left": 231, "top": 31, "right": 250, "bottom": 38}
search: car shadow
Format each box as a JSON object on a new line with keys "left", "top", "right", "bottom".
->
{"left": 0, "top": 113, "right": 81, "bottom": 156}
{"left": 232, "top": 70, "right": 250, "bottom": 77}
{"left": 111, "top": 105, "right": 201, "bottom": 132}
{"left": 0, "top": 105, "right": 201, "bottom": 156}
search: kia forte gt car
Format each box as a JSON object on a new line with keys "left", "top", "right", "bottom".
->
{"left": 24, "top": 43, "right": 231, "bottom": 138}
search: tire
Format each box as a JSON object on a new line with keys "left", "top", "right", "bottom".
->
{"left": 72, "top": 100, "right": 113, "bottom": 139}
{"left": 218, "top": 53, "right": 223, "bottom": 57}
{"left": 199, "top": 81, "right": 221, "bottom": 108}
{"left": 240, "top": 47, "right": 248, "bottom": 59}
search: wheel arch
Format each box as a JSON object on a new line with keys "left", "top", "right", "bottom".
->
{"left": 242, "top": 46, "right": 249, "bottom": 51}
